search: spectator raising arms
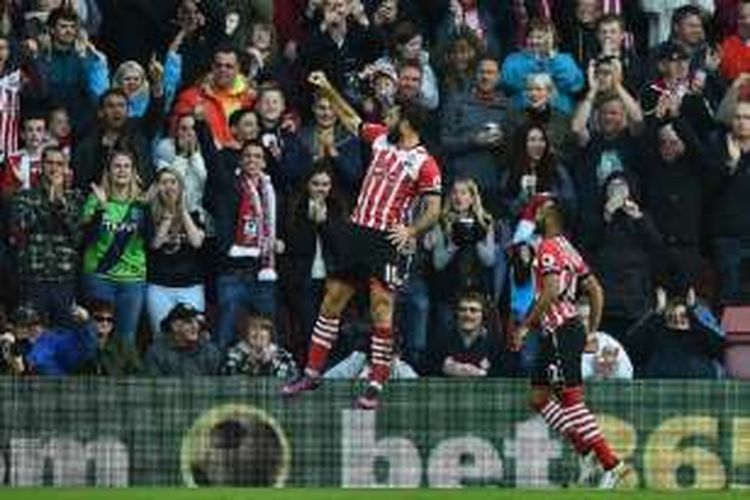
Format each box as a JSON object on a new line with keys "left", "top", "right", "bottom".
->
{"left": 145, "top": 168, "right": 206, "bottom": 342}
{"left": 172, "top": 45, "right": 256, "bottom": 149}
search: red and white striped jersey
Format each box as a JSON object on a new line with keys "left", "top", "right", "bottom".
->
{"left": 0, "top": 150, "right": 42, "bottom": 195}
{"left": 0, "top": 70, "right": 21, "bottom": 161}
{"left": 350, "top": 123, "right": 441, "bottom": 232}
{"left": 533, "top": 235, "right": 590, "bottom": 332}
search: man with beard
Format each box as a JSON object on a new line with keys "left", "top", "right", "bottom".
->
{"left": 282, "top": 71, "right": 441, "bottom": 410}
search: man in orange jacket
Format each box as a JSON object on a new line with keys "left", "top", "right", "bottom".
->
{"left": 173, "top": 45, "right": 256, "bottom": 148}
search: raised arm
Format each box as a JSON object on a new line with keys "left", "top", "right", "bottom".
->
{"left": 615, "top": 83, "right": 644, "bottom": 136}
{"left": 571, "top": 62, "right": 598, "bottom": 147}
{"left": 308, "top": 71, "right": 362, "bottom": 135}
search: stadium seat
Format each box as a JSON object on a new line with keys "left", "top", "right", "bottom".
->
{"left": 722, "top": 306, "right": 750, "bottom": 380}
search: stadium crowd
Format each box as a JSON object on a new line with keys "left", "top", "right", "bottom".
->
{"left": 0, "top": 0, "right": 744, "bottom": 381}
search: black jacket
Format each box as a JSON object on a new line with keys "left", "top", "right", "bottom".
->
{"left": 626, "top": 305, "right": 724, "bottom": 379}
{"left": 72, "top": 94, "right": 164, "bottom": 189}
{"left": 708, "top": 138, "right": 750, "bottom": 239}
{"left": 593, "top": 211, "right": 662, "bottom": 320}
{"left": 285, "top": 194, "right": 348, "bottom": 286}
{"left": 642, "top": 117, "right": 708, "bottom": 248}
{"left": 572, "top": 131, "right": 644, "bottom": 251}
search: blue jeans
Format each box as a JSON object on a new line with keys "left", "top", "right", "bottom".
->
{"left": 397, "top": 275, "right": 430, "bottom": 372}
{"left": 83, "top": 274, "right": 145, "bottom": 349}
{"left": 216, "top": 273, "right": 276, "bottom": 350}
{"left": 146, "top": 283, "right": 205, "bottom": 343}
{"left": 713, "top": 238, "right": 750, "bottom": 304}
{"left": 20, "top": 280, "right": 76, "bottom": 327}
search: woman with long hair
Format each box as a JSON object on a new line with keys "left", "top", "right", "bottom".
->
{"left": 82, "top": 150, "right": 148, "bottom": 349}
{"left": 438, "top": 29, "right": 483, "bottom": 102}
{"left": 112, "top": 61, "right": 150, "bottom": 117}
{"left": 154, "top": 113, "right": 208, "bottom": 219}
{"left": 299, "top": 94, "right": 364, "bottom": 199}
{"left": 284, "top": 160, "right": 348, "bottom": 359}
{"left": 501, "top": 123, "right": 576, "bottom": 222}
{"left": 430, "top": 177, "right": 497, "bottom": 361}
{"left": 145, "top": 168, "right": 206, "bottom": 342}
{"left": 506, "top": 73, "right": 572, "bottom": 157}
{"left": 112, "top": 50, "right": 181, "bottom": 117}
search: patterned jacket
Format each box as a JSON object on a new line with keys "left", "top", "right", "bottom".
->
{"left": 222, "top": 341, "right": 299, "bottom": 381}
{"left": 9, "top": 186, "right": 83, "bottom": 283}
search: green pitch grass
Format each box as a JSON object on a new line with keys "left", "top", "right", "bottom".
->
{"left": 0, "top": 490, "right": 744, "bottom": 500}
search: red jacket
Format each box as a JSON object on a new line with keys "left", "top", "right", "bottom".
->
{"left": 720, "top": 36, "right": 750, "bottom": 82}
{"left": 273, "top": 0, "right": 309, "bottom": 47}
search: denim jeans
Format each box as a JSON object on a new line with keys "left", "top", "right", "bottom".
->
{"left": 19, "top": 280, "right": 76, "bottom": 327}
{"left": 83, "top": 274, "right": 145, "bottom": 349}
{"left": 713, "top": 238, "right": 750, "bottom": 304}
{"left": 146, "top": 283, "right": 206, "bottom": 343}
{"left": 216, "top": 273, "right": 276, "bottom": 350}
{"left": 397, "top": 275, "right": 430, "bottom": 372}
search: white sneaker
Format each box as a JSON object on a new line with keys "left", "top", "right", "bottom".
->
{"left": 599, "top": 461, "right": 631, "bottom": 489}
{"left": 577, "top": 451, "right": 599, "bottom": 486}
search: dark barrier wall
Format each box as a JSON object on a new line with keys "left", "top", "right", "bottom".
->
{"left": 0, "top": 378, "right": 746, "bottom": 488}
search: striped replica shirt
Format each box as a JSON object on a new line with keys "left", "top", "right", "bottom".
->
{"left": 0, "top": 70, "right": 21, "bottom": 161}
{"left": 534, "top": 235, "right": 590, "bottom": 332}
{"left": 350, "top": 123, "right": 441, "bottom": 232}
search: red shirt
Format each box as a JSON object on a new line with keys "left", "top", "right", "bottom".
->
{"left": 0, "top": 151, "right": 42, "bottom": 196}
{"left": 350, "top": 124, "right": 441, "bottom": 232}
{"left": 720, "top": 35, "right": 750, "bottom": 82}
{"left": 534, "top": 235, "right": 590, "bottom": 332}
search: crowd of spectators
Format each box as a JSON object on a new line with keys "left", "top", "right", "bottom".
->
{"left": 0, "top": 0, "right": 746, "bottom": 381}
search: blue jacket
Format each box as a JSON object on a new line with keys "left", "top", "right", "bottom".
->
{"left": 500, "top": 51, "right": 584, "bottom": 114}
{"left": 299, "top": 125, "right": 364, "bottom": 195}
{"left": 25, "top": 324, "right": 97, "bottom": 376}
{"left": 126, "top": 50, "right": 182, "bottom": 118}
{"left": 439, "top": 89, "right": 508, "bottom": 211}
{"left": 36, "top": 48, "right": 109, "bottom": 133}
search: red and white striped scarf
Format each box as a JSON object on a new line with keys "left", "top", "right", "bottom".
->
{"left": 232, "top": 172, "right": 276, "bottom": 272}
